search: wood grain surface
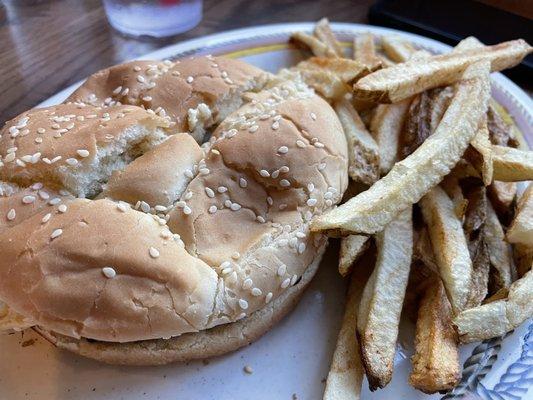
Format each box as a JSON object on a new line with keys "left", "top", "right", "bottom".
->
{"left": 0, "top": 0, "right": 529, "bottom": 123}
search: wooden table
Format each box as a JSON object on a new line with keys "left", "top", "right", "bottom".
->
{"left": 0, "top": 0, "right": 373, "bottom": 121}
{"left": 0, "top": 0, "right": 529, "bottom": 123}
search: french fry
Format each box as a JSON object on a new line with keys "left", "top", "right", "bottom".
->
{"left": 380, "top": 35, "right": 417, "bottom": 63}
{"left": 353, "top": 39, "right": 532, "bottom": 103}
{"left": 428, "top": 87, "right": 454, "bottom": 132}
{"left": 409, "top": 278, "right": 460, "bottom": 394}
{"left": 488, "top": 180, "right": 517, "bottom": 223}
{"left": 454, "top": 36, "right": 484, "bottom": 52}
{"left": 463, "top": 184, "right": 489, "bottom": 308}
{"left": 291, "top": 32, "right": 339, "bottom": 58}
{"left": 513, "top": 244, "right": 533, "bottom": 278}
{"left": 454, "top": 269, "right": 533, "bottom": 343}
{"left": 311, "top": 61, "right": 491, "bottom": 236}
{"left": 487, "top": 104, "right": 519, "bottom": 147}
{"left": 491, "top": 145, "right": 533, "bottom": 181}
{"left": 353, "top": 33, "right": 381, "bottom": 70}
{"left": 400, "top": 90, "right": 433, "bottom": 159}
{"left": 296, "top": 57, "right": 371, "bottom": 84}
{"left": 507, "top": 183, "right": 533, "bottom": 246}
{"left": 413, "top": 226, "right": 439, "bottom": 273}
{"left": 420, "top": 186, "right": 473, "bottom": 314}
{"left": 335, "top": 99, "right": 380, "bottom": 185}
{"left": 339, "top": 234, "right": 370, "bottom": 277}
{"left": 485, "top": 201, "right": 515, "bottom": 289}
{"left": 370, "top": 99, "right": 412, "bottom": 174}
{"left": 468, "top": 122, "right": 494, "bottom": 186}
{"left": 314, "top": 18, "right": 344, "bottom": 57}
{"left": 287, "top": 68, "right": 350, "bottom": 100}
{"left": 357, "top": 208, "right": 412, "bottom": 390}
{"left": 323, "top": 256, "right": 373, "bottom": 400}
{"left": 440, "top": 175, "right": 468, "bottom": 220}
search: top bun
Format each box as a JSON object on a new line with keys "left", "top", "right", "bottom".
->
{"left": 0, "top": 59, "right": 348, "bottom": 343}
{"left": 66, "top": 56, "right": 269, "bottom": 142}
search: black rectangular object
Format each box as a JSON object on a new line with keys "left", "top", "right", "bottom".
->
{"left": 368, "top": 0, "right": 532, "bottom": 85}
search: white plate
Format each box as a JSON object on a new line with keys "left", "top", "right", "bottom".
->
{"left": 2, "top": 23, "right": 532, "bottom": 400}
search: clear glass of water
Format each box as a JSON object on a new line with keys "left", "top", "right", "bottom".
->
{"left": 103, "top": 0, "right": 203, "bottom": 38}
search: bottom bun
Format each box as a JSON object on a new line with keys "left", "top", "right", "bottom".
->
{"left": 35, "top": 247, "right": 325, "bottom": 366}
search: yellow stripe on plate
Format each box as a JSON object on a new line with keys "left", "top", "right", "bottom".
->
{"left": 223, "top": 41, "right": 352, "bottom": 58}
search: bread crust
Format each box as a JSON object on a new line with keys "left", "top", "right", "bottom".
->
{"left": 35, "top": 250, "right": 323, "bottom": 366}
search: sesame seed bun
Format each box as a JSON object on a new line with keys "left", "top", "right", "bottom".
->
{"left": 66, "top": 56, "right": 269, "bottom": 142}
{"left": 34, "top": 249, "right": 322, "bottom": 366}
{"left": 0, "top": 58, "right": 348, "bottom": 362}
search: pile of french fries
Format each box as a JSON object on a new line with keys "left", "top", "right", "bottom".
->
{"left": 291, "top": 19, "right": 533, "bottom": 398}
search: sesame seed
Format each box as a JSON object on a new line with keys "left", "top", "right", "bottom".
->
{"left": 231, "top": 252, "right": 240, "bottom": 260}
{"left": 59, "top": 190, "right": 70, "bottom": 196}
{"left": 259, "top": 170, "right": 270, "bottom": 178}
{"left": 290, "top": 274, "right": 298, "bottom": 285}
{"left": 32, "top": 182, "right": 43, "bottom": 190}
{"left": 149, "top": 247, "right": 160, "bottom": 258}
{"left": 184, "top": 169, "right": 194, "bottom": 179}
{"left": 37, "top": 128, "right": 46, "bottom": 134}
{"left": 133, "top": 66, "right": 141, "bottom": 71}
{"left": 117, "top": 202, "right": 128, "bottom": 212}
{"left": 140, "top": 201, "right": 151, "bottom": 213}
{"left": 318, "top": 163, "right": 326, "bottom": 170}
{"left": 219, "top": 261, "right": 231, "bottom": 270}
{"left": 136, "top": 75, "right": 145, "bottom": 83}
{"left": 314, "top": 142, "right": 325, "bottom": 148}
{"left": 298, "top": 243, "right": 306, "bottom": 254}
{"left": 324, "top": 191, "right": 333, "bottom": 200}
{"left": 57, "top": 204, "right": 67, "bottom": 213}
{"left": 217, "top": 186, "right": 227, "bottom": 193}
{"left": 205, "top": 187, "right": 215, "bottom": 198}
{"left": 22, "top": 195, "right": 36, "bottom": 204}
{"left": 239, "top": 178, "right": 248, "bottom": 188}
{"left": 77, "top": 149, "right": 90, "bottom": 158}
{"left": 271, "top": 121, "right": 280, "bottom": 130}
{"left": 281, "top": 278, "right": 291, "bottom": 289}
{"left": 208, "top": 205, "right": 218, "bottom": 214}
{"left": 50, "top": 156, "right": 62, "bottom": 163}
{"left": 325, "top": 199, "right": 333, "bottom": 207}
{"left": 249, "top": 125, "right": 259, "bottom": 133}
{"left": 48, "top": 198, "right": 61, "bottom": 205}
{"left": 278, "top": 146, "right": 288, "bottom": 154}
{"left": 307, "top": 198, "right": 317, "bottom": 207}
{"left": 221, "top": 267, "right": 233, "bottom": 275}
{"left": 271, "top": 170, "right": 280, "bottom": 179}
{"left": 4, "top": 153, "right": 15, "bottom": 163}
{"left": 256, "top": 215, "right": 266, "bottom": 223}
{"left": 50, "top": 229, "right": 63, "bottom": 239}
{"left": 267, "top": 197, "right": 273, "bottom": 206}
{"left": 65, "top": 158, "right": 78, "bottom": 166}
{"left": 199, "top": 168, "right": 210, "bottom": 175}
{"left": 279, "top": 166, "right": 289, "bottom": 173}
{"left": 102, "top": 267, "right": 116, "bottom": 278}
{"left": 296, "top": 232, "right": 306, "bottom": 238}
{"left": 183, "top": 205, "right": 192, "bottom": 215}
{"left": 6, "top": 209, "right": 16, "bottom": 221}
{"left": 184, "top": 191, "right": 193, "bottom": 200}
{"left": 307, "top": 183, "right": 315, "bottom": 192}
{"left": 112, "top": 86, "right": 122, "bottom": 95}
{"left": 310, "top": 112, "right": 317, "bottom": 120}
{"left": 35, "top": 137, "right": 43, "bottom": 144}
{"left": 175, "top": 201, "right": 186, "bottom": 208}
{"left": 296, "top": 140, "right": 306, "bottom": 148}
{"left": 186, "top": 76, "right": 194, "bottom": 83}
{"left": 265, "top": 292, "right": 273, "bottom": 303}
{"left": 42, "top": 213, "right": 51, "bottom": 223}
{"left": 238, "top": 299, "right": 249, "bottom": 310}
{"left": 242, "top": 278, "right": 253, "bottom": 290}
{"left": 154, "top": 205, "right": 167, "bottom": 212}
{"left": 280, "top": 179, "right": 290, "bottom": 187}
{"left": 231, "top": 203, "right": 241, "bottom": 211}
{"left": 277, "top": 264, "right": 287, "bottom": 276}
